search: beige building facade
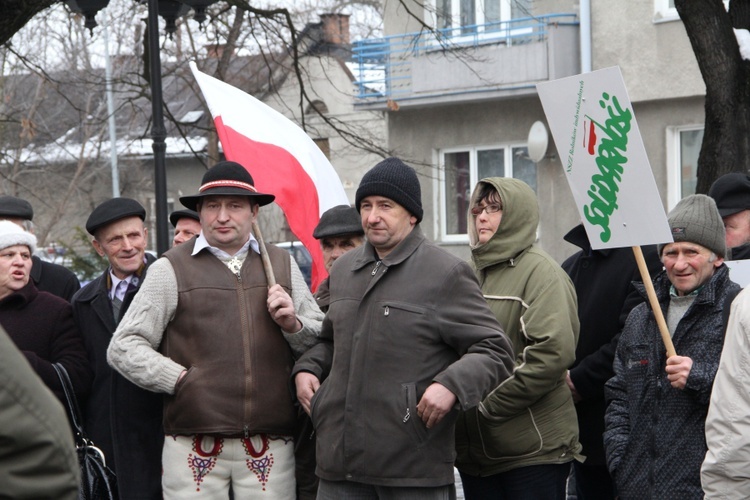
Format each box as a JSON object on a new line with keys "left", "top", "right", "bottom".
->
{"left": 357, "top": 0, "right": 706, "bottom": 262}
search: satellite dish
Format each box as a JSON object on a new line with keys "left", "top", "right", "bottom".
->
{"left": 527, "top": 121, "right": 549, "bottom": 163}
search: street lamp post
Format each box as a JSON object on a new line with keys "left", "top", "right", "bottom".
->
{"left": 65, "top": 0, "right": 217, "bottom": 254}
{"left": 146, "top": 0, "right": 170, "bottom": 255}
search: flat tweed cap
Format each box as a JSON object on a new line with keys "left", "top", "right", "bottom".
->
{"left": 180, "top": 161, "right": 275, "bottom": 211}
{"left": 708, "top": 172, "right": 750, "bottom": 218}
{"left": 169, "top": 209, "right": 200, "bottom": 228}
{"left": 355, "top": 157, "right": 423, "bottom": 222}
{"left": 0, "top": 196, "right": 34, "bottom": 221}
{"left": 658, "top": 194, "right": 727, "bottom": 258}
{"left": 86, "top": 198, "right": 146, "bottom": 235}
{"left": 313, "top": 205, "right": 364, "bottom": 239}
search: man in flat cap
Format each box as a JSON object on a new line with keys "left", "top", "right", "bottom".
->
{"left": 293, "top": 157, "right": 514, "bottom": 498}
{"left": 71, "top": 197, "right": 163, "bottom": 500}
{"left": 169, "top": 208, "right": 201, "bottom": 247}
{"left": 709, "top": 172, "right": 750, "bottom": 260}
{"left": 293, "top": 204, "right": 366, "bottom": 500}
{"left": 0, "top": 195, "right": 80, "bottom": 301}
{"left": 311, "top": 204, "right": 365, "bottom": 311}
{"left": 604, "top": 194, "right": 740, "bottom": 499}
{"left": 108, "top": 161, "right": 323, "bottom": 498}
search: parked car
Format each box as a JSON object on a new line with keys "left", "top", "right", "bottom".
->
{"left": 273, "top": 241, "right": 313, "bottom": 289}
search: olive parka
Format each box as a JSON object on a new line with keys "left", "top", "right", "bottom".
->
{"left": 455, "top": 177, "right": 583, "bottom": 477}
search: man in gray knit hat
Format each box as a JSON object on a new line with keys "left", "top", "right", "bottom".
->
{"left": 293, "top": 157, "right": 514, "bottom": 499}
{"left": 604, "top": 194, "right": 740, "bottom": 500}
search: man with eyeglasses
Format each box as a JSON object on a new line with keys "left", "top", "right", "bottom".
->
{"left": 455, "top": 177, "right": 582, "bottom": 500}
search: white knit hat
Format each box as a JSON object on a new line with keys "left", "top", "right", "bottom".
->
{"left": 0, "top": 220, "right": 36, "bottom": 254}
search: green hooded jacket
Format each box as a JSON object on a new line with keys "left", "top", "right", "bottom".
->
{"left": 455, "top": 177, "right": 583, "bottom": 476}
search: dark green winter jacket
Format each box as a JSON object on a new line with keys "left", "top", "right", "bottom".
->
{"left": 455, "top": 177, "right": 583, "bottom": 476}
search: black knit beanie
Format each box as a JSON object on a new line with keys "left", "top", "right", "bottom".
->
{"left": 355, "top": 157, "right": 423, "bottom": 222}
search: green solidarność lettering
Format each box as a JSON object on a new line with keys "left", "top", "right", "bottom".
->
{"left": 583, "top": 92, "right": 632, "bottom": 243}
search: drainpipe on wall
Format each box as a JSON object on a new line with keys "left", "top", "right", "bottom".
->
{"left": 103, "top": 19, "right": 120, "bottom": 198}
{"left": 580, "top": 0, "right": 592, "bottom": 73}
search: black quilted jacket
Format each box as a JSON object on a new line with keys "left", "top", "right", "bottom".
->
{"left": 604, "top": 265, "right": 739, "bottom": 500}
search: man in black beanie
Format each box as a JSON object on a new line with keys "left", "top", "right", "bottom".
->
{"left": 293, "top": 157, "right": 514, "bottom": 499}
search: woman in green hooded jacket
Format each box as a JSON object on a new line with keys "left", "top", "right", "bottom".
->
{"left": 455, "top": 177, "right": 583, "bottom": 499}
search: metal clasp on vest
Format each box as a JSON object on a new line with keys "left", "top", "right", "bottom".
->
{"left": 384, "top": 306, "right": 389, "bottom": 316}
{"left": 403, "top": 407, "right": 410, "bottom": 423}
{"left": 372, "top": 261, "right": 381, "bottom": 276}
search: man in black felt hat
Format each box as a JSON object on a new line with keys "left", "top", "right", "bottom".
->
{"left": 108, "top": 161, "right": 323, "bottom": 498}
{"left": 169, "top": 208, "right": 201, "bottom": 247}
{"left": 0, "top": 195, "right": 80, "bottom": 301}
{"left": 709, "top": 172, "right": 750, "bottom": 260}
{"left": 71, "top": 197, "right": 163, "bottom": 500}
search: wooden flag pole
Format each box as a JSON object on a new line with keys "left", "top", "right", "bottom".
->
{"left": 253, "top": 221, "right": 277, "bottom": 287}
{"left": 632, "top": 245, "right": 676, "bottom": 357}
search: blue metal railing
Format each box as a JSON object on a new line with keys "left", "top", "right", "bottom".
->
{"left": 351, "top": 13, "right": 579, "bottom": 102}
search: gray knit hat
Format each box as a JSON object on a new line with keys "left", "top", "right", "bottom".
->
{"left": 658, "top": 194, "right": 726, "bottom": 258}
{"left": 0, "top": 220, "right": 36, "bottom": 254}
{"left": 313, "top": 205, "right": 364, "bottom": 239}
{"left": 355, "top": 157, "right": 423, "bottom": 222}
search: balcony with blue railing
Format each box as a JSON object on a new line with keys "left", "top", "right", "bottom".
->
{"left": 352, "top": 13, "right": 580, "bottom": 110}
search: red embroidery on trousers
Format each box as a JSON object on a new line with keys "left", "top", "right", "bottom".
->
{"left": 187, "top": 435, "right": 223, "bottom": 491}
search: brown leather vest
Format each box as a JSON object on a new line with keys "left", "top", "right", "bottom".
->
{"left": 161, "top": 240, "right": 296, "bottom": 436}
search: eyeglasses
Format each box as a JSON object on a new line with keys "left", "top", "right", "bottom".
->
{"left": 470, "top": 203, "right": 503, "bottom": 216}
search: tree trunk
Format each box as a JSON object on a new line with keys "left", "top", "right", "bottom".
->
{"left": 675, "top": 0, "right": 750, "bottom": 193}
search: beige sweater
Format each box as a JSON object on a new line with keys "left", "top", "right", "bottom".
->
{"left": 107, "top": 254, "right": 322, "bottom": 395}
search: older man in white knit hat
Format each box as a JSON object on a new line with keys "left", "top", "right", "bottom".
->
{"left": 604, "top": 194, "right": 740, "bottom": 500}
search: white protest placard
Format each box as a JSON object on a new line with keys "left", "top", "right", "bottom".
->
{"left": 725, "top": 260, "right": 750, "bottom": 288}
{"left": 536, "top": 66, "right": 672, "bottom": 250}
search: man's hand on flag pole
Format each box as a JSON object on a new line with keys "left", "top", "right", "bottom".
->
{"left": 267, "top": 283, "right": 302, "bottom": 333}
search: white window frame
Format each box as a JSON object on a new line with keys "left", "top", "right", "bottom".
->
{"left": 654, "top": 0, "right": 679, "bottom": 22}
{"left": 666, "top": 124, "right": 703, "bottom": 210}
{"left": 424, "top": 0, "right": 530, "bottom": 44}
{"left": 437, "top": 142, "right": 532, "bottom": 242}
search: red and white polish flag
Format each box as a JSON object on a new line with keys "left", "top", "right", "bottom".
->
{"left": 189, "top": 61, "right": 349, "bottom": 291}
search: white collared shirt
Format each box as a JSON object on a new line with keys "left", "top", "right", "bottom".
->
{"left": 191, "top": 232, "right": 260, "bottom": 259}
{"left": 109, "top": 272, "right": 132, "bottom": 301}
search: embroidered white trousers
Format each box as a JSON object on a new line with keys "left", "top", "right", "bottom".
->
{"left": 162, "top": 434, "right": 295, "bottom": 498}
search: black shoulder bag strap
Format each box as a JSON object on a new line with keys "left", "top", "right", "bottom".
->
{"left": 53, "top": 363, "right": 118, "bottom": 500}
